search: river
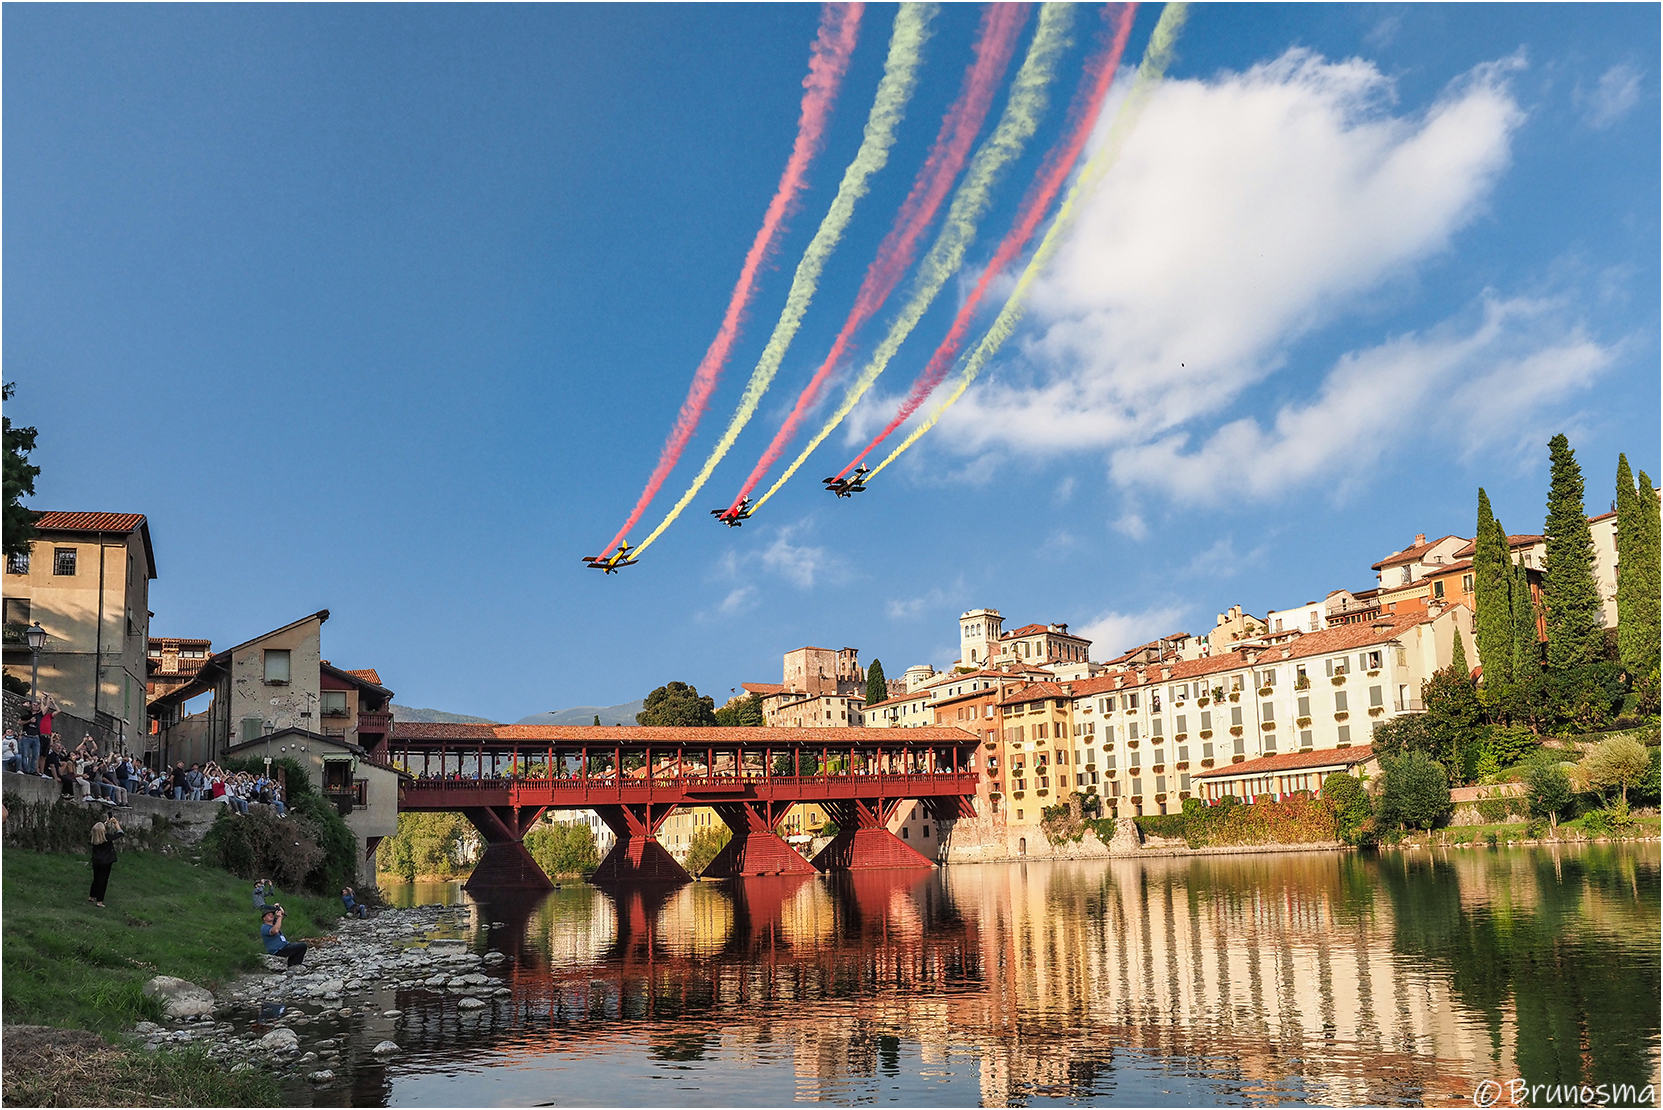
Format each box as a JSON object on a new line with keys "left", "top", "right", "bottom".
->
{"left": 301, "top": 844, "right": 1660, "bottom": 1107}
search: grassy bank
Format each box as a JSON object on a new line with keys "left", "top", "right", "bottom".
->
{"left": 1418, "top": 813, "right": 1662, "bottom": 847}
{"left": 2, "top": 847, "right": 343, "bottom": 1105}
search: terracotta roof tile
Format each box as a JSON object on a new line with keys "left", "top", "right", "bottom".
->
{"left": 741, "top": 683, "right": 787, "bottom": 696}
{"left": 1371, "top": 535, "right": 1468, "bottom": 570}
{"left": 34, "top": 511, "right": 147, "bottom": 533}
{"left": 391, "top": 723, "right": 976, "bottom": 743}
{"left": 1192, "top": 744, "right": 1375, "bottom": 779}
{"left": 346, "top": 668, "right": 382, "bottom": 686}
{"left": 1450, "top": 534, "right": 1542, "bottom": 559}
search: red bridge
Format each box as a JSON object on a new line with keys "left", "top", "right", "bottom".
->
{"left": 388, "top": 724, "right": 981, "bottom": 888}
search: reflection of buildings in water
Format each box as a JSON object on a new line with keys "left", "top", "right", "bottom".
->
{"left": 380, "top": 849, "right": 1659, "bottom": 1106}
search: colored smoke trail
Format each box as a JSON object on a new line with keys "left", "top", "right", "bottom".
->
{"left": 634, "top": 2, "right": 938, "bottom": 556}
{"left": 754, "top": 1, "right": 1079, "bottom": 512}
{"left": 841, "top": 1, "right": 1139, "bottom": 481}
{"left": 724, "top": 2, "right": 1031, "bottom": 517}
{"left": 870, "top": 2, "right": 1189, "bottom": 479}
{"left": 596, "top": 3, "right": 862, "bottom": 559}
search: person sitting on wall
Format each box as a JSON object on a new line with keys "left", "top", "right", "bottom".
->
{"left": 2, "top": 729, "right": 19, "bottom": 774}
{"left": 341, "top": 886, "right": 369, "bottom": 919}
{"left": 260, "top": 905, "right": 307, "bottom": 969}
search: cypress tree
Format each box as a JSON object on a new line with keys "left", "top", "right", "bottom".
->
{"left": 1451, "top": 633, "right": 1470, "bottom": 678}
{"left": 865, "top": 659, "right": 888, "bottom": 707}
{"left": 1617, "top": 456, "right": 1662, "bottom": 676}
{"left": 1473, "top": 490, "right": 1514, "bottom": 685}
{"left": 1542, "top": 434, "right": 1603, "bottom": 670}
{"left": 1511, "top": 558, "right": 1540, "bottom": 679}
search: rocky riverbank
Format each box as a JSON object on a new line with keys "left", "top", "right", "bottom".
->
{"left": 130, "top": 901, "right": 507, "bottom": 1092}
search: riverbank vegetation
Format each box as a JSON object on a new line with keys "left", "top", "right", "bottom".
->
{"left": 0, "top": 847, "right": 341, "bottom": 1105}
{"left": 376, "top": 811, "right": 602, "bottom": 882}
{"left": 524, "top": 822, "right": 599, "bottom": 878}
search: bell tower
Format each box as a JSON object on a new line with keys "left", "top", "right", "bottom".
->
{"left": 959, "top": 608, "right": 1003, "bottom": 667}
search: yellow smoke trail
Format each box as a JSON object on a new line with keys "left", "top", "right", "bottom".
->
{"left": 753, "top": 2, "right": 1075, "bottom": 512}
{"left": 634, "top": 3, "right": 937, "bottom": 555}
{"left": 870, "top": 2, "right": 1187, "bottom": 479}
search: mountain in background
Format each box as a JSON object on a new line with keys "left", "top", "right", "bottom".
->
{"left": 516, "top": 700, "right": 644, "bottom": 727}
{"left": 391, "top": 704, "right": 499, "bottom": 725}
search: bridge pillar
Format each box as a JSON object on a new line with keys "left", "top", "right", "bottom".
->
{"left": 812, "top": 799, "right": 935, "bottom": 872}
{"left": 700, "top": 801, "right": 817, "bottom": 879}
{"left": 591, "top": 804, "right": 690, "bottom": 884}
{"left": 461, "top": 806, "right": 553, "bottom": 892}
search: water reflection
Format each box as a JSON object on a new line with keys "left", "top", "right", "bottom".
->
{"left": 355, "top": 846, "right": 1659, "bottom": 1107}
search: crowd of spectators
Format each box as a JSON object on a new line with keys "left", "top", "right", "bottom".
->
{"left": 4, "top": 720, "right": 288, "bottom": 816}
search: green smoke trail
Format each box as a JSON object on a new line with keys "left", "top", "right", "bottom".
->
{"left": 870, "top": 1, "right": 1188, "bottom": 479}
{"left": 634, "top": 2, "right": 937, "bottom": 556}
{"left": 753, "top": 2, "right": 1075, "bottom": 512}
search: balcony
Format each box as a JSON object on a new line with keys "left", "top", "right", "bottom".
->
{"left": 358, "top": 710, "right": 393, "bottom": 736}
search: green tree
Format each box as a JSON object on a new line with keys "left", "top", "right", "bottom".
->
{"left": 1543, "top": 434, "right": 1603, "bottom": 670}
{"left": 1375, "top": 750, "right": 1453, "bottom": 831}
{"left": 636, "top": 681, "right": 718, "bottom": 727}
{"left": 1525, "top": 760, "right": 1572, "bottom": 831}
{"left": 714, "top": 693, "right": 765, "bottom": 727}
{"left": 1473, "top": 488, "right": 1514, "bottom": 684}
{"left": 593, "top": 714, "right": 601, "bottom": 726}
{"left": 1617, "top": 455, "right": 1662, "bottom": 682}
{"left": 1320, "top": 772, "right": 1373, "bottom": 845}
{"left": 524, "top": 822, "right": 600, "bottom": 877}
{"left": 684, "top": 824, "right": 732, "bottom": 875}
{"left": 2, "top": 383, "right": 42, "bottom": 559}
{"left": 1420, "top": 653, "right": 1488, "bottom": 784}
{"left": 866, "top": 659, "right": 889, "bottom": 707}
{"left": 1581, "top": 736, "right": 1652, "bottom": 805}
{"left": 375, "top": 812, "right": 476, "bottom": 881}
{"left": 1511, "top": 558, "right": 1541, "bottom": 680}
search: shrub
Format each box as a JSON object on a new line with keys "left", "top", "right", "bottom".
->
{"left": 1320, "top": 773, "right": 1373, "bottom": 845}
{"left": 1133, "top": 814, "right": 1188, "bottom": 841}
{"left": 375, "top": 812, "right": 476, "bottom": 881}
{"left": 1376, "top": 751, "right": 1453, "bottom": 831}
{"left": 1581, "top": 736, "right": 1653, "bottom": 804}
{"left": 1476, "top": 797, "right": 1525, "bottom": 823}
{"left": 199, "top": 808, "right": 324, "bottom": 890}
{"left": 524, "top": 823, "right": 599, "bottom": 878}
{"left": 1525, "top": 761, "right": 1573, "bottom": 830}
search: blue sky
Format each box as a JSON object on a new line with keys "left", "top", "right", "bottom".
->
{"left": 6, "top": 3, "right": 1657, "bottom": 721}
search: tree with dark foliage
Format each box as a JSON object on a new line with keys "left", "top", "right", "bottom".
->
{"left": 637, "top": 682, "right": 718, "bottom": 727}
{"left": 3, "top": 383, "right": 41, "bottom": 559}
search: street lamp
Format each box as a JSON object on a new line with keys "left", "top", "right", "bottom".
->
{"left": 24, "top": 621, "right": 46, "bottom": 698}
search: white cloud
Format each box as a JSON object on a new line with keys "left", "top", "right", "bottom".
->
{"left": 1107, "top": 296, "right": 1612, "bottom": 503}
{"left": 718, "top": 585, "right": 758, "bottom": 615}
{"left": 896, "top": 49, "right": 1616, "bottom": 507}
{"left": 1579, "top": 64, "right": 1642, "bottom": 130}
{"left": 1078, "top": 604, "right": 1189, "bottom": 660}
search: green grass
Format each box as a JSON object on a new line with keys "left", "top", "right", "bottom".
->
{"left": 1, "top": 848, "right": 339, "bottom": 1038}
{"left": 1423, "top": 814, "right": 1661, "bottom": 847}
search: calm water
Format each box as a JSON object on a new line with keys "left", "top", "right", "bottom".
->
{"left": 301, "top": 846, "right": 1660, "bottom": 1107}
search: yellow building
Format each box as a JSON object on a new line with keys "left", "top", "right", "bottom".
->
{"left": 997, "top": 681, "right": 1077, "bottom": 827}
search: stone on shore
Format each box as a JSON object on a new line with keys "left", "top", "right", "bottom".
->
{"left": 142, "top": 976, "right": 217, "bottom": 1020}
{"left": 372, "top": 1040, "right": 400, "bottom": 1055}
{"left": 258, "top": 1027, "right": 300, "bottom": 1052}
{"left": 457, "top": 997, "right": 486, "bottom": 1010}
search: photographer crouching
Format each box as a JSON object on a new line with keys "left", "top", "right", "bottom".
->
{"left": 259, "top": 904, "right": 308, "bottom": 970}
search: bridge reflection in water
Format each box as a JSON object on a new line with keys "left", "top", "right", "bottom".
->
{"left": 343, "top": 847, "right": 1659, "bottom": 1107}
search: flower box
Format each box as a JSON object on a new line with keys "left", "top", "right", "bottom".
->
{"left": 1229, "top": 726, "right": 1244, "bottom": 737}
{"left": 1261, "top": 722, "right": 1276, "bottom": 732}
{"left": 1173, "top": 732, "right": 1187, "bottom": 741}
{"left": 1368, "top": 707, "right": 1385, "bottom": 718}
{"left": 1296, "top": 716, "right": 1312, "bottom": 728}
{"left": 1228, "top": 692, "right": 1241, "bottom": 703}
{"left": 1201, "top": 758, "right": 1215, "bottom": 768}
{"left": 1258, "top": 686, "right": 1273, "bottom": 697}
{"left": 1367, "top": 669, "right": 1380, "bottom": 678}
{"left": 1199, "top": 729, "right": 1213, "bottom": 739}
{"left": 1197, "top": 697, "right": 1211, "bottom": 707}
{"left": 1331, "top": 675, "right": 1347, "bottom": 686}
{"left": 1334, "top": 711, "right": 1350, "bottom": 722}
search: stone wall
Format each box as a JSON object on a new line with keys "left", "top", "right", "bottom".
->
{"left": 1, "top": 770, "right": 234, "bottom": 847}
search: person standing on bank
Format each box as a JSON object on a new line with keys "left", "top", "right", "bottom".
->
{"left": 260, "top": 906, "right": 308, "bottom": 968}
{"left": 89, "top": 816, "right": 123, "bottom": 907}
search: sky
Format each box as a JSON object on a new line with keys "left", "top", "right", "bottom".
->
{"left": 6, "top": 3, "right": 1658, "bottom": 722}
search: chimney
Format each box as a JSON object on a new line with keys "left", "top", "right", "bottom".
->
{"left": 1160, "top": 666, "right": 1172, "bottom": 681}
{"left": 1060, "top": 683, "right": 1072, "bottom": 696}
{"left": 1415, "top": 533, "right": 1426, "bottom": 545}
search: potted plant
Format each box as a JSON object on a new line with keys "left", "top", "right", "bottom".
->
{"left": 1198, "top": 729, "right": 1213, "bottom": 740}
{"left": 1368, "top": 707, "right": 1385, "bottom": 718}
{"left": 1331, "top": 674, "right": 1347, "bottom": 686}
{"left": 1334, "top": 711, "right": 1349, "bottom": 722}
{"left": 1261, "top": 722, "right": 1276, "bottom": 732}
{"left": 1258, "top": 686, "right": 1273, "bottom": 697}
{"left": 1229, "top": 725, "right": 1244, "bottom": 737}
{"left": 1296, "top": 716, "right": 1312, "bottom": 728}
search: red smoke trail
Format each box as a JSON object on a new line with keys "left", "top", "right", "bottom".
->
{"left": 599, "top": 3, "right": 862, "bottom": 557}
{"left": 724, "top": 3, "right": 1031, "bottom": 517}
{"left": 837, "top": 2, "right": 1136, "bottom": 480}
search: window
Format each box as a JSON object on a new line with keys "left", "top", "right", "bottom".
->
{"left": 1335, "top": 691, "right": 1349, "bottom": 712}
{"left": 1433, "top": 580, "right": 1445, "bottom": 599}
{"left": 1337, "top": 725, "right": 1352, "bottom": 745}
{"left": 6, "top": 551, "right": 27, "bottom": 575}
{"left": 2, "top": 597, "right": 28, "bottom": 625}
{"left": 1151, "top": 717, "right": 1163, "bottom": 737}
{"left": 1366, "top": 651, "right": 1381, "bottom": 670}
{"left": 1127, "top": 693, "right": 1139, "bottom": 710}
{"left": 1128, "top": 722, "right": 1139, "bottom": 740}
{"left": 1462, "top": 573, "right": 1474, "bottom": 593}
{"left": 1298, "top": 696, "right": 1310, "bottom": 717}
{"left": 1130, "top": 751, "right": 1140, "bottom": 769}
{"left": 1200, "top": 711, "right": 1212, "bottom": 732}
{"left": 1180, "top": 773, "right": 1191, "bottom": 791}
{"left": 321, "top": 690, "right": 348, "bottom": 717}
{"left": 1036, "top": 723, "right": 1048, "bottom": 740}
{"left": 1259, "top": 670, "right": 1276, "bottom": 688}
{"left": 1369, "top": 685, "right": 1383, "bottom": 708}
{"left": 1230, "top": 707, "right": 1243, "bottom": 727}
{"left": 1300, "top": 730, "right": 1313, "bottom": 748}
{"left": 1261, "top": 701, "right": 1274, "bottom": 721}
{"left": 53, "top": 548, "right": 77, "bottom": 576}
{"left": 1104, "top": 725, "right": 1114, "bottom": 743}
{"left": 1176, "top": 714, "right": 1187, "bottom": 733}
{"left": 264, "top": 649, "right": 291, "bottom": 684}
{"left": 1263, "top": 735, "right": 1276, "bottom": 753}
{"left": 1177, "top": 744, "right": 1189, "bottom": 762}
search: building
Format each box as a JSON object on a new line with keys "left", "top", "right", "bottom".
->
{"left": 147, "top": 609, "right": 401, "bottom": 878}
{"left": 546, "top": 809, "right": 617, "bottom": 854}
{"left": 1266, "top": 602, "right": 1326, "bottom": 636}
{"left": 766, "top": 691, "right": 864, "bottom": 728}
{"left": 751, "top": 647, "right": 869, "bottom": 727}
{"left": 1191, "top": 745, "right": 1377, "bottom": 804}
{"left": 1371, "top": 533, "right": 1471, "bottom": 613}
{"left": 1, "top": 511, "right": 156, "bottom": 750}
{"left": 956, "top": 609, "right": 1092, "bottom": 669}
{"left": 1205, "top": 607, "right": 1265, "bottom": 655}
{"left": 782, "top": 646, "right": 865, "bottom": 697}
{"left": 996, "top": 681, "right": 1081, "bottom": 827}
{"left": 146, "top": 637, "right": 213, "bottom": 708}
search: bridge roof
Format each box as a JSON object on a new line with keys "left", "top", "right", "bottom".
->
{"left": 391, "top": 722, "right": 977, "bottom": 745}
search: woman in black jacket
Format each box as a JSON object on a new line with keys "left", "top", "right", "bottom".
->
{"left": 89, "top": 816, "right": 123, "bottom": 907}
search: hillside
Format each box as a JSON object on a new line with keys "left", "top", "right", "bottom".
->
{"left": 517, "top": 699, "right": 645, "bottom": 727}
{"left": 390, "top": 704, "right": 499, "bottom": 725}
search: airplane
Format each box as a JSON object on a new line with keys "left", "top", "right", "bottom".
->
{"left": 822, "top": 467, "right": 870, "bottom": 497}
{"left": 582, "top": 543, "right": 639, "bottom": 573}
{"left": 710, "top": 499, "right": 753, "bottom": 527}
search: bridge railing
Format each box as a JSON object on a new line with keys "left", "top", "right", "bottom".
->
{"left": 397, "top": 770, "right": 980, "bottom": 798}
